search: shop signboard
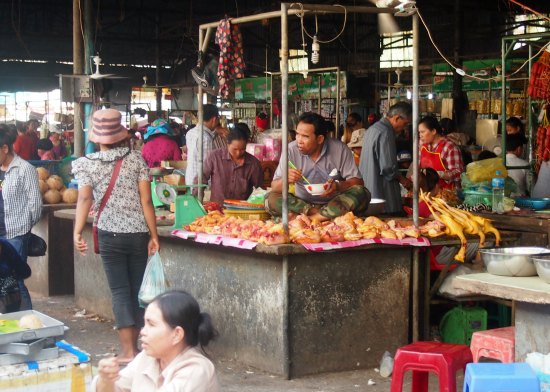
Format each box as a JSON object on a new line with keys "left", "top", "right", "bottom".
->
{"left": 234, "top": 72, "right": 346, "bottom": 101}
{"left": 432, "top": 59, "right": 525, "bottom": 92}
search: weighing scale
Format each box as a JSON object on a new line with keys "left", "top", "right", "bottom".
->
{"left": 154, "top": 182, "right": 207, "bottom": 228}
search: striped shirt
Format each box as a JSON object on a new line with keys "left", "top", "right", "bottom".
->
{"left": 1, "top": 155, "right": 42, "bottom": 239}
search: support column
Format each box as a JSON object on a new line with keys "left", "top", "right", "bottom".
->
{"left": 73, "top": 0, "right": 84, "bottom": 157}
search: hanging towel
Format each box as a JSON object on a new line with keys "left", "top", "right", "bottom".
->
{"left": 215, "top": 18, "right": 246, "bottom": 98}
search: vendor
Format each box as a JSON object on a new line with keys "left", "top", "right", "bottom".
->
{"left": 141, "top": 119, "right": 182, "bottom": 168}
{"left": 252, "top": 112, "right": 269, "bottom": 144}
{"left": 342, "top": 113, "right": 363, "bottom": 145}
{"left": 203, "top": 123, "right": 263, "bottom": 204}
{"left": 505, "top": 133, "right": 529, "bottom": 196}
{"left": 414, "top": 115, "right": 464, "bottom": 190}
{"left": 506, "top": 116, "right": 525, "bottom": 136}
{"left": 266, "top": 112, "right": 370, "bottom": 222}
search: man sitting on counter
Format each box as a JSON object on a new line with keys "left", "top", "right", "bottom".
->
{"left": 266, "top": 112, "right": 371, "bottom": 222}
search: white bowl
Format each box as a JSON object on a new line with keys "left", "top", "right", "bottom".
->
{"left": 533, "top": 255, "right": 550, "bottom": 284}
{"left": 479, "top": 247, "right": 550, "bottom": 277}
{"left": 305, "top": 183, "right": 328, "bottom": 196}
{"left": 366, "top": 198, "right": 386, "bottom": 216}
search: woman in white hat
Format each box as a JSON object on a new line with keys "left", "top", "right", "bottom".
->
{"left": 72, "top": 109, "right": 160, "bottom": 364}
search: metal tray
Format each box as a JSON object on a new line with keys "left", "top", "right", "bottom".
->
{"left": 0, "top": 346, "right": 59, "bottom": 366}
{"left": 0, "top": 310, "right": 65, "bottom": 345}
{"left": 0, "top": 337, "right": 54, "bottom": 355}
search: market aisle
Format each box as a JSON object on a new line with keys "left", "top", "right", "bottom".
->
{"left": 32, "top": 294, "right": 457, "bottom": 391}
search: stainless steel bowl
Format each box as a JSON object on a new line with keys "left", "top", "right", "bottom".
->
{"left": 533, "top": 255, "right": 550, "bottom": 284}
{"left": 365, "top": 198, "right": 386, "bottom": 216}
{"left": 479, "top": 247, "right": 550, "bottom": 277}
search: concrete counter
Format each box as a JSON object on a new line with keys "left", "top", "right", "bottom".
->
{"left": 455, "top": 273, "right": 550, "bottom": 361}
{"left": 27, "top": 204, "right": 76, "bottom": 296}
{"left": 55, "top": 208, "right": 414, "bottom": 378}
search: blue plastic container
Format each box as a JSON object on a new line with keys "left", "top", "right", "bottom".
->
{"left": 464, "top": 363, "right": 540, "bottom": 392}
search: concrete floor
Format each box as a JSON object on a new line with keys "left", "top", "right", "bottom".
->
{"left": 32, "top": 294, "right": 462, "bottom": 391}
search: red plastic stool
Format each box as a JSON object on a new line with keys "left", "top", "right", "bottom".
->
{"left": 390, "top": 341, "right": 473, "bottom": 392}
{"left": 470, "top": 326, "right": 515, "bottom": 363}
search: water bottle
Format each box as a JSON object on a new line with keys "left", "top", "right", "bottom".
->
{"left": 379, "top": 351, "right": 394, "bottom": 377}
{"left": 491, "top": 170, "right": 505, "bottom": 214}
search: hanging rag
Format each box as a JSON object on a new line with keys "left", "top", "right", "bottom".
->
{"left": 215, "top": 18, "right": 246, "bottom": 98}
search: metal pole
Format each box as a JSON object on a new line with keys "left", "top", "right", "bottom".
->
{"left": 501, "top": 38, "right": 507, "bottom": 166}
{"left": 336, "top": 67, "right": 340, "bottom": 134}
{"left": 412, "top": 13, "right": 419, "bottom": 227}
{"left": 317, "top": 74, "right": 322, "bottom": 115}
{"left": 281, "top": 3, "right": 289, "bottom": 233}
{"left": 156, "top": 13, "right": 162, "bottom": 117}
{"left": 73, "top": 0, "right": 84, "bottom": 157}
{"left": 197, "top": 28, "right": 205, "bottom": 202}
{"left": 83, "top": 0, "right": 94, "bottom": 155}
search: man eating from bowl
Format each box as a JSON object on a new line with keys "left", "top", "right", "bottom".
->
{"left": 267, "top": 112, "right": 371, "bottom": 222}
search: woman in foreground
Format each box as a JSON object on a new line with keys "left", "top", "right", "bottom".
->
{"left": 93, "top": 290, "right": 219, "bottom": 392}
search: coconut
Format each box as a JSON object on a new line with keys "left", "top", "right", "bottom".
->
{"left": 59, "top": 186, "right": 67, "bottom": 195}
{"left": 38, "top": 179, "right": 49, "bottom": 194}
{"left": 46, "top": 175, "right": 64, "bottom": 190}
{"left": 36, "top": 167, "right": 49, "bottom": 181}
{"left": 43, "top": 189, "right": 61, "bottom": 204}
{"left": 62, "top": 188, "right": 78, "bottom": 204}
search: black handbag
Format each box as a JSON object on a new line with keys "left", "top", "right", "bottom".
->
{"left": 28, "top": 233, "right": 47, "bottom": 257}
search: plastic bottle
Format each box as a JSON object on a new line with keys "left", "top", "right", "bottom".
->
{"left": 491, "top": 170, "right": 505, "bottom": 214}
{"left": 379, "top": 351, "right": 394, "bottom": 377}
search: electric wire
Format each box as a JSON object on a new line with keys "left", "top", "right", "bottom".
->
{"left": 416, "top": 7, "right": 549, "bottom": 82}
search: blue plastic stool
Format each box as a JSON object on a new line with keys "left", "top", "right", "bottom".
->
{"left": 463, "top": 363, "right": 540, "bottom": 392}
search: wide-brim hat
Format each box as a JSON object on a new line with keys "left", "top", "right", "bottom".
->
{"left": 144, "top": 119, "right": 173, "bottom": 140}
{"left": 89, "top": 109, "right": 129, "bottom": 145}
{"left": 347, "top": 128, "right": 366, "bottom": 148}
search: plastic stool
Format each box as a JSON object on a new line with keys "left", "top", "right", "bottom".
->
{"left": 390, "top": 341, "right": 473, "bottom": 392}
{"left": 463, "top": 362, "right": 540, "bottom": 391}
{"left": 470, "top": 326, "right": 515, "bottom": 363}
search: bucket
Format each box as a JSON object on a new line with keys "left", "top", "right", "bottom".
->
{"left": 440, "top": 306, "right": 487, "bottom": 345}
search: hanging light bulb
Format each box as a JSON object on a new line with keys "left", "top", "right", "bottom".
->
{"left": 311, "top": 35, "right": 320, "bottom": 64}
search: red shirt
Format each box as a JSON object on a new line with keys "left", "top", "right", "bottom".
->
{"left": 13, "top": 134, "right": 34, "bottom": 160}
{"left": 140, "top": 135, "right": 181, "bottom": 168}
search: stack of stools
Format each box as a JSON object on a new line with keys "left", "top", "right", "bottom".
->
{"left": 469, "top": 326, "right": 515, "bottom": 363}
{"left": 390, "top": 341, "right": 473, "bottom": 392}
{"left": 463, "top": 362, "right": 540, "bottom": 391}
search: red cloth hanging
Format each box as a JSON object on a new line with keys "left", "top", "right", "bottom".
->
{"left": 215, "top": 19, "right": 246, "bottom": 98}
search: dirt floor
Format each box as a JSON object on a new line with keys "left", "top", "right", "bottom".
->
{"left": 32, "top": 294, "right": 460, "bottom": 391}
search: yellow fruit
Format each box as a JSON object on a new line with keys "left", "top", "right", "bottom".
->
{"left": 46, "top": 175, "right": 64, "bottom": 190}
{"left": 62, "top": 188, "right": 78, "bottom": 204}
{"left": 38, "top": 180, "right": 49, "bottom": 194}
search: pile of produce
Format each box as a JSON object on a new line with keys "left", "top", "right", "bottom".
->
{"left": 420, "top": 191, "right": 501, "bottom": 262}
{"left": 186, "top": 211, "right": 445, "bottom": 246}
{"left": 36, "top": 167, "right": 77, "bottom": 204}
{"left": 0, "top": 314, "right": 44, "bottom": 333}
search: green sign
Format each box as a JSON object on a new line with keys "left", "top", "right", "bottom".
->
{"left": 234, "top": 72, "right": 346, "bottom": 101}
{"left": 432, "top": 59, "right": 524, "bottom": 92}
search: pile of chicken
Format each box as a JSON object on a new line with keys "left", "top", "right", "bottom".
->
{"left": 185, "top": 211, "right": 445, "bottom": 246}
{"left": 420, "top": 191, "right": 501, "bottom": 262}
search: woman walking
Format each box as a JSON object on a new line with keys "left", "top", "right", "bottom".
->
{"left": 72, "top": 109, "right": 159, "bottom": 364}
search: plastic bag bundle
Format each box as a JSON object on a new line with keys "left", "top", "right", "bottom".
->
{"left": 466, "top": 157, "right": 508, "bottom": 183}
{"left": 138, "top": 252, "right": 170, "bottom": 308}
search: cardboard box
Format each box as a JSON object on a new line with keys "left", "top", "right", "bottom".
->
{"left": 246, "top": 144, "right": 265, "bottom": 161}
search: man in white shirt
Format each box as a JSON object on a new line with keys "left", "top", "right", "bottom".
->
{"left": 505, "top": 133, "right": 529, "bottom": 196}
{"left": 185, "top": 104, "right": 220, "bottom": 185}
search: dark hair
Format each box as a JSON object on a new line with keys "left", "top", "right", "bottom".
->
{"left": 440, "top": 118, "right": 454, "bottom": 135}
{"left": 421, "top": 167, "right": 440, "bottom": 192}
{"left": 203, "top": 104, "right": 219, "bottom": 122}
{"left": 461, "top": 147, "right": 473, "bottom": 166}
{"left": 228, "top": 123, "right": 250, "bottom": 143}
{"left": 298, "top": 112, "right": 327, "bottom": 137}
{"left": 347, "top": 113, "right": 362, "bottom": 123}
{"left": 152, "top": 290, "right": 217, "bottom": 349}
{"left": 0, "top": 124, "right": 16, "bottom": 152}
{"left": 419, "top": 116, "right": 443, "bottom": 135}
{"left": 256, "top": 112, "right": 268, "bottom": 120}
{"left": 477, "top": 150, "right": 497, "bottom": 161}
{"left": 387, "top": 101, "right": 412, "bottom": 119}
{"left": 506, "top": 133, "right": 527, "bottom": 151}
{"left": 506, "top": 116, "right": 524, "bottom": 134}
{"left": 37, "top": 138, "right": 53, "bottom": 151}
{"left": 325, "top": 120, "right": 336, "bottom": 133}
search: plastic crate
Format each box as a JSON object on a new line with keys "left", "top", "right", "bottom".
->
{"left": 463, "top": 190, "right": 493, "bottom": 207}
{"left": 439, "top": 305, "right": 487, "bottom": 345}
{"left": 223, "top": 209, "right": 270, "bottom": 221}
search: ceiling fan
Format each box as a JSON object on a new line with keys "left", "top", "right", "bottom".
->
{"left": 368, "top": 0, "right": 416, "bottom": 34}
{"left": 60, "top": 54, "right": 127, "bottom": 80}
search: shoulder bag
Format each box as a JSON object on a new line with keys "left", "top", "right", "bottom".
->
{"left": 93, "top": 159, "right": 123, "bottom": 254}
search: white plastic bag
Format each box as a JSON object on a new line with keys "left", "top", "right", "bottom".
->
{"left": 138, "top": 251, "right": 169, "bottom": 307}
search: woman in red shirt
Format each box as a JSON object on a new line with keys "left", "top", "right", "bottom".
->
{"left": 141, "top": 119, "right": 181, "bottom": 168}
